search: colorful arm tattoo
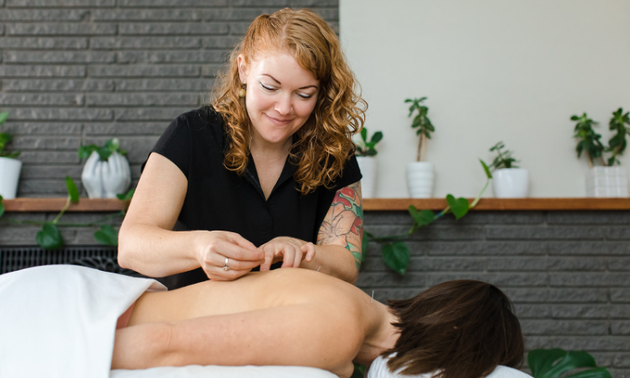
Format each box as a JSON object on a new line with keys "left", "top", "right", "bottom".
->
{"left": 317, "top": 181, "right": 363, "bottom": 271}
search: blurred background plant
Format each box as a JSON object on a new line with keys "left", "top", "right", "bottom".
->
{"left": 0, "top": 111, "right": 20, "bottom": 159}
{"left": 572, "top": 108, "right": 630, "bottom": 167}
{"left": 405, "top": 97, "right": 434, "bottom": 162}
{"left": 355, "top": 127, "right": 383, "bottom": 157}
{"left": 489, "top": 141, "right": 519, "bottom": 170}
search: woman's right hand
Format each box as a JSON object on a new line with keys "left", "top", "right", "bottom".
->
{"left": 195, "top": 231, "right": 264, "bottom": 281}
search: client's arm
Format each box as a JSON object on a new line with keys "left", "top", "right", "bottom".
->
{"left": 111, "top": 303, "right": 361, "bottom": 378}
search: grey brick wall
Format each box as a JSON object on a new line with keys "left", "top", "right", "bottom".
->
{"left": 1, "top": 210, "right": 629, "bottom": 376}
{"left": 359, "top": 211, "right": 630, "bottom": 377}
{"left": 0, "top": 0, "right": 339, "bottom": 197}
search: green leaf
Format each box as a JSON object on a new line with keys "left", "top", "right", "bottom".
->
{"left": 480, "top": 159, "right": 493, "bottom": 179}
{"left": 0, "top": 194, "right": 4, "bottom": 218}
{"left": 541, "top": 351, "right": 597, "bottom": 378}
{"left": 371, "top": 131, "right": 383, "bottom": 144}
{"left": 408, "top": 205, "right": 435, "bottom": 226}
{"left": 351, "top": 363, "right": 367, "bottom": 378}
{"left": 97, "top": 145, "right": 112, "bottom": 161}
{"left": 94, "top": 224, "right": 118, "bottom": 246}
{"left": 78, "top": 145, "right": 97, "bottom": 159}
{"left": 117, "top": 188, "right": 135, "bottom": 201}
{"left": 65, "top": 176, "right": 79, "bottom": 203}
{"left": 366, "top": 149, "right": 377, "bottom": 157}
{"left": 528, "top": 349, "right": 610, "bottom": 378}
{"left": 381, "top": 241, "right": 410, "bottom": 275}
{"left": 36, "top": 222, "right": 63, "bottom": 250}
{"left": 528, "top": 349, "right": 567, "bottom": 377}
{"left": 446, "top": 194, "right": 469, "bottom": 220}
{"left": 0, "top": 111, "right": 9, "bottom": 125}
{"left": 565, "top": 368, "right": 612, "bottom": 378}
{"left": 360, "top": 128, "right": 367, "bottom": 143}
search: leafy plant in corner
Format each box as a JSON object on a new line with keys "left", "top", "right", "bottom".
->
{"left": 528, "top": 348, "right": 611, "bottom": 378}
{"left": 405, "top": 97, "right": 434, "bottom": 162}
{"left": 489, "top": 141, "right": 519, "bottom": 170}
{"left": 363, "top": 160, "right": 492, "bottom": 275}
{"left": 572, "top": 108, "right": 630, "bottom": 167}
{"left": 0, "top": 111, "right": 20, "bottom": 159}
{"left": 355, "top": 127, "right": 383, "bottom": 157}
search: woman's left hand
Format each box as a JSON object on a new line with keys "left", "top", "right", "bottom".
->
{"left": 259, "top": 237, "right": 316, "bottom": 271}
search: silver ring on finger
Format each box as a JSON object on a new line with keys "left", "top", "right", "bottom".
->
{"left": 223, "top": 257, "right": 230, "bottom": 271}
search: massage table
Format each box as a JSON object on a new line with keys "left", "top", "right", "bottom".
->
{"left": 0, "top": 265, "right": 531, "bottom": 378}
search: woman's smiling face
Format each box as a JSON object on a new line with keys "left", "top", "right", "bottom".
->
{"left": 238, "top": 51, "right": 319, "bottom": 149}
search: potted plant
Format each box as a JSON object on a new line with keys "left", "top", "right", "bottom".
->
{"left": 79, "top": 138, "right": 131, "bottom": 199}
{"left": 354, "top": 127, "right": 383, "bottom": 198}
{"left": 487, "top": 141, "right": 528, "bottom": 198}
{"left": 573, "top": 109, "right": 630, "bottom": 197}
{"left": 0, "top": 111, "right": 22, "bottom": 200}
{"left": 405, "top": 97, "right": 435, "bottom": 198}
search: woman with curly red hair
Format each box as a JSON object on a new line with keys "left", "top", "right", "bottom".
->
{"left": 118, "top": 8, "right": 367, "bottom": 289}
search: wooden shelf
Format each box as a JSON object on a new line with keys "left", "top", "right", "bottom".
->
{"left": 3, "top": 197, "right": 630, "bottom": 212}
{"left": 2, "top": 198, "right": 127, "bottom": 212}
{"left": 363, "top": 198, "right": 630, "bottom": 211}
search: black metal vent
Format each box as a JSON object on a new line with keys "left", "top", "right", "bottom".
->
{"left": 0, "top": 246, "right": 142, "bottom": 277}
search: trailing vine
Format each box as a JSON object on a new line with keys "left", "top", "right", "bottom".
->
{"left": 364, "top": 160, "right": 492, "bottom": 275}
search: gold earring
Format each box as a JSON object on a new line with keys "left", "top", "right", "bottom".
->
{"left": 239, "top": 86, "right": 246, "bottom": 98}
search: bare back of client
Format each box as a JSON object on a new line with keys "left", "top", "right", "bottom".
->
{"left": 112, "top": 269, "right": 395, "bottom": 378}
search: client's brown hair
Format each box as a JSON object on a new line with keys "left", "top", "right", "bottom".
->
{"left": 385, "top": 280, "right": 523, "bottom": 378}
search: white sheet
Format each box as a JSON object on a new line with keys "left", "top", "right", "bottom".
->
{"left": 0, "top": 265, "right": 336, "bottom": 378}
{"left": 367, "top": 355, "right": 533, "bottom": 378}
{"left": 111, "top": 365, "right": 337, "bottom": 378}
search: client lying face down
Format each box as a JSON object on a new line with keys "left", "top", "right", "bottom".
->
{"left": 112, "top": 269, "right": 523, "bottom": 378}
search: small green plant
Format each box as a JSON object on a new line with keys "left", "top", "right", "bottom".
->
{"left": 0, "top": 111, "right": 20, "bottom": 159}
{"left": 528, "top": 348, "right": 611, "bottom": 378}
{"left": 405, "top": 97, "right": 435, "bottom": 162}
{"left": 78, "top": 138, "right": 126, "bottom": 161}
{"left": 605, "top": 107, "right": 630, "bottom": 166}
{"left": 489, "top": 141, "right": 519, "bottom": 170}
{"left": 364, "top": 160, "right": 492, "bottom": 275}
{"left": 355, "top": 127, "right": 383, "bottom": 157}
{"left": 572, "top": 108, "right": 630, "bottom": 168}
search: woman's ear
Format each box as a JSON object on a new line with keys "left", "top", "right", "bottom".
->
{"left": 237, "top": 54, "right": 248, "bottom": 84}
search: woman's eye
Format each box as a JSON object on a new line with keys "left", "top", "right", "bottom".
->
{"left": 298, "top": 93, "right": 313, "bottom": 99}
{"left": 259, "top": 82, "right": 276, "bottom": 91}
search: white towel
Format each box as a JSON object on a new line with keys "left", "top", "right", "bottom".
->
{"left": 0, "top": 265, "right": 165, "bottom": 378}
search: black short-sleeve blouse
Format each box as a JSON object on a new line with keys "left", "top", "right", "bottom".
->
{"left": 146, "top": 106, "right": 362, "bottom": 289}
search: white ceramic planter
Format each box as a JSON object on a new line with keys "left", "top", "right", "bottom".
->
{"left": 0, "top": 156, "right": 22, "bottom": 199}
{"left": 406, "top": 162, "right": 434, "bottom": 198}
{"left": 356, "top": 156, "right": 377, "bottom": 198}
{"left": 81, "top": 151, "right": 131, "bottom": 199}
{"left": 492, "top": 168, "right": 529, "bottom": 198}
{"left": 586, "top": 166, "right": 628, "bottom": 197}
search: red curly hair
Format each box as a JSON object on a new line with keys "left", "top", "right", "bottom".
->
{"left": 213, "top": 8, "right": 367, "bottom": 195}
